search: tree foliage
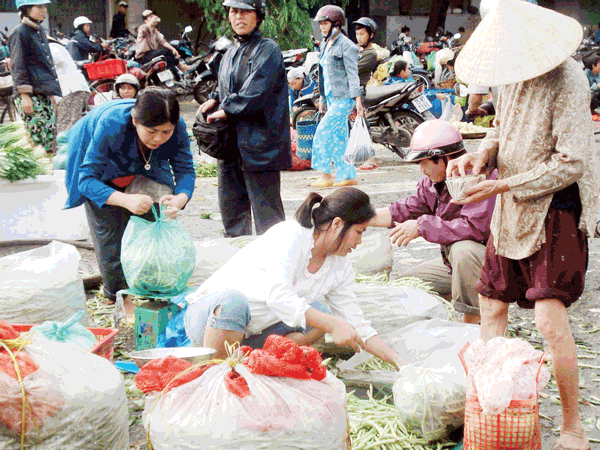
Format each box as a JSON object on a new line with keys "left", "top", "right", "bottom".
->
{"left": 186, "top": 0, "right": 348, "bottom": 50}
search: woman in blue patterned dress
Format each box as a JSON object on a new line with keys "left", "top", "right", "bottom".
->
{"left": 311, "top": 5, "right": 364, "bottom": 188}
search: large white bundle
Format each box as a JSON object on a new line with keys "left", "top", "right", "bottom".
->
{"left": 143, "top": 364, "right": 349, "bottom": 450}
{"left": 0, "top": 335, "right": 129, "bottom": 449}
{"left": 0, "top": 241, "right": 86, "bottom": 324}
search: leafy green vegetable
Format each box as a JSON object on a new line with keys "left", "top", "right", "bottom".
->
{"left": 195, "top": 163, "right": 218, "bottom": 178}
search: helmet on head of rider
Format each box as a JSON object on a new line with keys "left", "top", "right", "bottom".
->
{"left": 313, "top": 5, "right": 345, "bottom": 28}
{"left": 404, "top": 119, "right": 465, "bottom": 163}
{"left": 73, "top": 16, "right": 93, "bottom": 30}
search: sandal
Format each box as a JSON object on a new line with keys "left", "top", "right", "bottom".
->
{"left": 333, "top": 179, "right": 358, "bottom": 187}
{"left": 359, "top": 162, "right": 379, "bottom": 170}
{"left": 311, "top": 178, "right": 334, "bottom": 188}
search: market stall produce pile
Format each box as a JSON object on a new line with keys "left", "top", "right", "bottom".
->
{"left": 0, "top": 122, "right": 53, "bottom": 182}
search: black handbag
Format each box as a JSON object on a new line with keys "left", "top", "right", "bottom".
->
{"left": 192, "top": 110, "right": 231, "bottom": 160}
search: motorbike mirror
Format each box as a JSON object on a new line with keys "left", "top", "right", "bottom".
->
{"left": 454, "top": 33, "right": 461, "bottom": 40}
{"left": 184, "top": 26, "right": 193, "bottom": 33}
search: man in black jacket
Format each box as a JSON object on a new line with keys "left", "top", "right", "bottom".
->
{"left": 68, "top": 16, "right": 108, "bottom": 62}
{"left": 198, "top": 0, "right": 291, "bottom": 237}
{"left": 110, "top": 1, "right": 129, "bottom": 39}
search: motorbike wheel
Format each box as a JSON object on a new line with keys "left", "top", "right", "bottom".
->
{"left": 392, "top": 110, "right": 423, "bottom": 132}
{"left": 412, "top": 73, "right": 431, "bottom": 90}
{"left": 88, "top": 80, "right": 115, "bottom": 109}
{"left": 193, "top": 79, "right": 216, "bottom": 104}
{"left": 291, "top": 106, "right": 318, "bottom": 129}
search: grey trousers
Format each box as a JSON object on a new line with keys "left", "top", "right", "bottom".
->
{"left": 217, "top": 159, "right": 285, "bottom": 237}
{"left": 400, "top": 240, "right": 486, "bottom": 316}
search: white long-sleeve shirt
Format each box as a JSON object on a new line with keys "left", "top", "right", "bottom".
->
{"left": 186, "top": 220, "right": 377, "bottom": 340}
{"left": 49, "top": 42, "right": 90, "bottom": 97}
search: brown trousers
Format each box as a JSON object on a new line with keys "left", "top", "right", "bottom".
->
{"left": 400, "top": 240, "right": 486, "bottom": 317}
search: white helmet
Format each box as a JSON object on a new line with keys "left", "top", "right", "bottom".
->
{"left": 437, "top": 48, "right": 455, "bottom": 65}
{"left": 74, "top": 16, "right": 93, "bottom": 30}
{"left": 115, "top": 73, "right": 140, "bottom": 90}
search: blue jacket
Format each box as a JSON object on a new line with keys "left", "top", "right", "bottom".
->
{"left": 318, "top": 32, "right": 361, "bottom": 104}
{"left": 67, "top": 29, "right": 104, "bottom": 62}
{"left": 8, "top": 19, "right": 61, "bottom": 97}
{"left": 213, "top": 30, "right": 291, "bottom": 172}
{"left": 64, "top": 100, "right": 195, "bottom": 209}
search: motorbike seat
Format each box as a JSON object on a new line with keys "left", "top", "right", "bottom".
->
{"left": 140, "top": 56, "right": 167, "bottom": 72}
{"left": 363, "top": 83, "right": 413, "bottom": 107}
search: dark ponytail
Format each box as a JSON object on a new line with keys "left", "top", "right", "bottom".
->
{"left": 295, "top": 192, "right": 324, "bottom": 228}
{"left": 294, "top": 187, "right": 376, "bottom": 250}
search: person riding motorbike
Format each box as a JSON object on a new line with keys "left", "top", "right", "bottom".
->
{"left": 68, "top": 16, "right": 109, "bottom": 62}
{"left": 353, "top": 17, "right": 389, "bottom": 171}
{"left": 135, "top": 10, "right": 189, "bottom": 72}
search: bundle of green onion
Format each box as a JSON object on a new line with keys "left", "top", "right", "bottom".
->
{"left": 0, "top": 122, "right": 53, "bottom": 182}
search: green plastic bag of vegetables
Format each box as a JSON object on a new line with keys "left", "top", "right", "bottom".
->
{"left": 121, "top": 205, "right": 196, "bottom": 299}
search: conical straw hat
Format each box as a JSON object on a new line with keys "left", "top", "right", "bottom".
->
{"left": 455, "top": 0, "right": 583, "bottom": 87}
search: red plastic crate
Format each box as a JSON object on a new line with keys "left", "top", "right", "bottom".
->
{"left": 84, "top": 59, "right": 126, "bottom": 80}
{"left": 12, "top": 325, "right": 119, "bottom": 362}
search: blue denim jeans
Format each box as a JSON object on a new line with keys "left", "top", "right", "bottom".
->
{"left": 183, "top": 289, "right": 330, "bottom": 348}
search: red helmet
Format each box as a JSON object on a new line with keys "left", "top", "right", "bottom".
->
{"left": 314, "top": 5, "right": 345, "bottom": 28}
{"left": 405, "top": 120, "right": 464, "bottom": 163}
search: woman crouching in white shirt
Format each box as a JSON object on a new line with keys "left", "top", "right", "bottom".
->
{"left": 184, "top": 187, "right": 401, "bottom": 364}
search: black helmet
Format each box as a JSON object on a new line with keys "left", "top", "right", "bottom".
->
{"left": 223, "top": 0, "right": 265, "bottom": 17}
{"left": 313, "top": 5, "right": 345, "bottom": 28}
{"left": 353, "top": 17, "right": 377, "bottom": 34}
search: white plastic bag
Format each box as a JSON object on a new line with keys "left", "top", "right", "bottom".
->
{"left": 0, "top": 241, "right": 86, "bottom": 324}
{"left": 462, "top": 337, "right": 550, "bottom": 415}
{"left": 347, "top": 233, "right": 393, "bottom": 275}
{"left": 0, "top": 334, "right": 129, "bottom": 449}
{"left": 143, "top": 364, "right": 349, "bottom": 450}
{"left": 343, "top": 116, "right": 373, "bottom": 164}
{"left": 392, "top": 365, "right": 466, "bottom": 441}
{"left": 187, "top": 236, "right": 256, "bottom": 287}
{"left": 439, "top": 97, "right": 453, "bottom": 121}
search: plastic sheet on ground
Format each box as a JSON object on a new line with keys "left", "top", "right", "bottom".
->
{"left": 0, "top": 241, "right": 86, "bottom": 324}
{"left": 337, "top": 319, "right": 480, "bottom": 389}
{"left": 346, "top": 233, "right": 393, "bottom": 275}
{"left": 0, "top": 334, "right": 129, "bottom": 449}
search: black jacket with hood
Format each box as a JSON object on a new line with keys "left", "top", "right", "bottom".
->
{"left": 212, "top": 30, "right": 291, "bottom": 172}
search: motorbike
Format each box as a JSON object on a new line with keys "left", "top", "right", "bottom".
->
{"left": 282, "top": 48, "right": 308, "bottom": 72}
{"left": 361, "top": 79, "right": 431, "bottom": 158}
{"left": 169, "top": 25, "right": 203, "bottom": 65}
{"left": 193, "top": 36, "right": 233, "bottom": 104}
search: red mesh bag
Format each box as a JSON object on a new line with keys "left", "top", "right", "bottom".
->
{"left": 0, "top": 351, "right": 39, "bottom": 380}
{"left": 135, "top": 356, "right": 215, "bottom": 394}
{"left": 240, "top": 346, "right": 254, "bottom": 357}
{"left": 0, "top": 321, "right": 19, "bottom": 340}
{"left": 263, "top": 335, "right": 303, "bottom": 364}
{"left": 299, "top": 346, "right": 327, "bottom": 381}
{"left": 247, "top": 349, "right": 312, "bottom": 379}
{"left": 224, "top": 370, "right": 251, "bottom": 397}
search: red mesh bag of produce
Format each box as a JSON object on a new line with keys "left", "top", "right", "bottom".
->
{"left": 300, "top": 346, "right": 327, "bottom": 381}
{"left": 0, "top": 321, "right": 19, "bottom": 340}
{"left": 247, "top": 349, "right": 312, "bottom": 379}
{"left": 263, "top": 335, "right": 303, "bottom": 364}
{"left": 135, "top": 356, "right": 215, "bottom": 394}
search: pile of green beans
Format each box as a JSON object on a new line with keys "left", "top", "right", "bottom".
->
{"left": 347, "top": 389, "right": 457, "bottom": 450}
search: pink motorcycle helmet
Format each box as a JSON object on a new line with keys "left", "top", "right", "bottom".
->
{"left": 405, "top": 119, "right": 464, "bottom": 163}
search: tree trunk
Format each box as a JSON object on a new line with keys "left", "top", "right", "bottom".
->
{"left": 425, "top": 0, "right": 451, "bottom": 37}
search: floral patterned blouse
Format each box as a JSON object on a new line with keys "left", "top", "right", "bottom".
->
{"left": 478, "top": 58, "right": 598, "bottom": 260}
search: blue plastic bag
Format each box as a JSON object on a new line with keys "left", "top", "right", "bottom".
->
{"left": 121, "top": 205, "right": 196, "bottom": 299}
{"left": 31, "top": 311, "right": 96, "bottom": 350}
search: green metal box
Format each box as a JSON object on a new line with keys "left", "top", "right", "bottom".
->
{"left": 134, "top": 300, "right": 179, "bottom": 351}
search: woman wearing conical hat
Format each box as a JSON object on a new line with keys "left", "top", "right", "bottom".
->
{"left": 447, "top": 1, "right": 597, "bottom": 449}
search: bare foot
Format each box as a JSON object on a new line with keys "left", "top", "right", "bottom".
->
{"left": 553, "top": 429, "right": 590, "bottom": 450}
{"left": 463, "top": 314, "right": 481, "bottom": 325}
